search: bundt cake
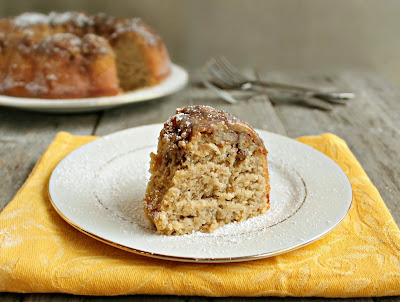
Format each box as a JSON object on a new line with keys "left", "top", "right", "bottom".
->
{"left": 0, "top": 12, "right": 171, "bottom": 99}
{"left": 143, "top": 105, "right": 270, "bottom": 235}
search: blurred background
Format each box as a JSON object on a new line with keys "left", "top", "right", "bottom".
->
{"left": 1, "top": 0, "right": 399, "bottom": 87}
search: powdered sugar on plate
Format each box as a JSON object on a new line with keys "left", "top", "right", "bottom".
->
{"left": 49, "top": 124, "right": 352, "bottom": 262}
{"left": 94, "top": 146, "right": 154, "bottom": 231}
{"left": 88, "top": 137, "right": 306, "bottom": 240}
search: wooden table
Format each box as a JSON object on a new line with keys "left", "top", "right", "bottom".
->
{"left": 1, "top": 70, "right": 399, "bottom": 301}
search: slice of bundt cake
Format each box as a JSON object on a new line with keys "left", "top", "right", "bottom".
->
{"left": 143, "top": 105, "right": 270, "bottom": 235}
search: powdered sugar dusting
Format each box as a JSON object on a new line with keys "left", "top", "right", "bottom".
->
{"left": 190, "top": 157, "right": 306, "bottom": 237}
{"left": 94, "top": 147, "right": 154, "bottom": 230}
{"left": 13, "top": 12, "right": 48, "bottom": 27}
{"left": 12, "top": 12, "right": 94, "bottom": 27}
{"left": 49, "top": 12, "right": 94, "bottom": 27}
{"left": 53, "top": 140, "right": 306, "bottom": 242}
{"left": 25, "top": 82, "right": 49, "bottom": 94}
{"left": 130, "top": 18, "right": 158, "bottom": 45}
{"left": 112, "top": 18, "right": 159, "bottom": 46}
{"left": 90, "top": 148, "right": 305, "bottom": 240}
{"left": 84, "top": 147, "right": 307, "bottom": 258}
{"left": 160, "top": 105, "right": 251, "bottom": 152}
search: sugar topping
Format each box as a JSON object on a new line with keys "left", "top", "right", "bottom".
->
{"left": 12, "top": 12, "right": 94, "bottom": 27}
{"left": 112, "top": 18, "right": 159, "bottom": 46}
{"left": 161, "top": 105, "right": 267, "bottom": 156}
{"left": 39, "top": 33, "right": 82, "bottom": 55}
{"left": 25, "top": 82, "right": 49, "bottom": 94}
{"left": 81, "top": 33, "right": 110, "bottom": 54}
{"left": 163, "top": 105, "right": 239, "bottom": 139}
{"left": 12, "top": 12, "right": 48, "bottom": 27}
{"left": 10, "top": 12, "right": 161, "bottom": 48}
{"left": 44, "top": 32, "right": 82, "bottom": 45}
{"left": 49, "top": 12, "right": 94, "bottom": 27}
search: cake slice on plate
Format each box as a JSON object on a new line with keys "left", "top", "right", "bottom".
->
{"left": 143, "top": 105, "right": 270, "bottom": 235}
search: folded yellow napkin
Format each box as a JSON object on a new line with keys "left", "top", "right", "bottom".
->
{"left": 1, "top": 132, "right": 399, "bottom": 297}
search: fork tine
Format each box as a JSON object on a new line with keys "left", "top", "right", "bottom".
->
{"left": 214, "top": 56, "right": 246, "bottom": 83}
{"left": 206, "top": 56, "right": 249, "bottom": 89}
{"left": 206, "top": 60, "right": 229, "bottom": 87}
{"left": 213, "top": 56, "right": 237, "bottom": 79}
{"left": 201, "top": 68, "right": 239, "bottom": 104}
{"left": 207, "top": 58, "right": 238, "bottom": 88}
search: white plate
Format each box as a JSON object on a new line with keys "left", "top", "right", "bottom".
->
{"left": 49, "top": 124, "right": 352, "bottom": 263}
{"left": 0, "top": 64, "right": 188, "bottom": 113}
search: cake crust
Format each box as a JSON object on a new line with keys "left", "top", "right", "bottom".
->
{"left": 144, "top": 105, "right": 270, "bottom": 235}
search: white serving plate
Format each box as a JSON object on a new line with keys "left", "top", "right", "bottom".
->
{"left": 0, "top": 64, "right": 188, "bottom": 113}
{"left": 49, "top": 124, "right": 352, "bottom": 263}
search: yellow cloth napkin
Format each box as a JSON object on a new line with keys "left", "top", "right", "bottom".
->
{"left": 1, "top": 132, "right": 399, "bottom": 297}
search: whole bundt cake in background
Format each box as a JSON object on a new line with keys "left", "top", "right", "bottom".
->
{"left": 0, "top": 12, "right": 171, "bottom": 99}
{"left": 144, "top": 105, "right": 270, "bottom": 235}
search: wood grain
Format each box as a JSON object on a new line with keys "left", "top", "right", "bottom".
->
{"left": 0, "top": 107, "right": 99, "bottom": 210}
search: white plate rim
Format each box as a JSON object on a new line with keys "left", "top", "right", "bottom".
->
{"left": 0, "top": 64, "right": 188, "bottom": 113}
{"left": 48, "top": 124, "right": 353, "bottom": 263}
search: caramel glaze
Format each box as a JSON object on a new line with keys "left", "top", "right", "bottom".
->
{"left": 161, "top": 105, "right": 268, "bottom": 157}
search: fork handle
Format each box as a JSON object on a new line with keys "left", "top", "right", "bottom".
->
{"left": 249, "top": 80, "right": 354, "bottom": 99}
{"left": 249, "top": 80, "right": 312, "bottom": 92}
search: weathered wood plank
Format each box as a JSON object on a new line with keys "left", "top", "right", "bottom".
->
{"left": 23, "top": 293, "right": 187, "bottom": 301}
{"left": 94, "top": 70, "right": 287, "bottom": 137}
{"left": 375, "top": 297, "right": 400, "bottom": 302}
{"left": 257, "top": 71, "right": 400, "bottom": 226}
{"left": 0, "top": 292, "right": 23, "bottom": 301}
{"left": 283, "top": 299, "right": 373, "bottom": 302}
{"left": 284, "top": 299, "right": 373, "bottom": 302}
{"left": 0, "top": 107, "right": 99, "bottom": 210}
{"left": 342, "top": 72, "right": 400, "bottom": 127}
{"left": 192, "top": 297, "right": 374, "bottom": 302}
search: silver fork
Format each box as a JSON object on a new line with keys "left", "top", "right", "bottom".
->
{"left": 205, "top": 56, "right": 355, "bottom": 104}
{"left": 201, "top": 73, "right": 334, "bottom": 110}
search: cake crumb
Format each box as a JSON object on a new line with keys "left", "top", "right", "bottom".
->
{"left": 143, "top": 105, "right": 271, "bottom": 235}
